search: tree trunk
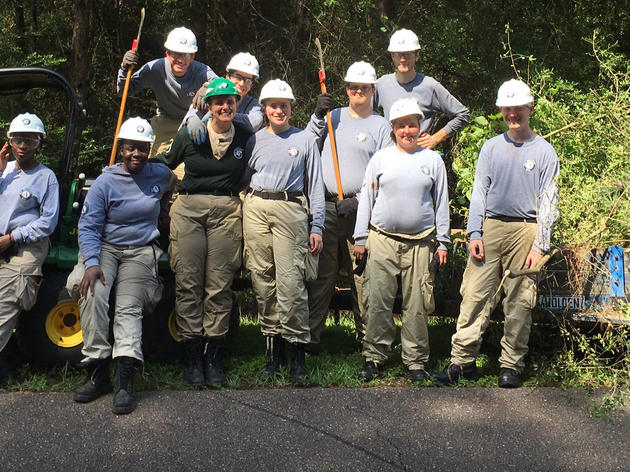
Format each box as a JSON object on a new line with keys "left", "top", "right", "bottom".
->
{"left": 70, "top": 0, "right": 92, "bottom": 104}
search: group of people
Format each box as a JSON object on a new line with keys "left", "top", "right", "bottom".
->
{"left": 0, "top": 25, "right": 559, "bottom": 415}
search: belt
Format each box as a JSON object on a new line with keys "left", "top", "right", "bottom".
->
{"left": 179, "top": 189, "right": 236, "bottom": 197}
{"left": 488, "top": 215, "right": 537, "bottom": 224}
{"left": 250, "top": 189, "right": 303, "bottom": 204}
{"left": 368, "top": 223, "right": 421, "bottom": 244}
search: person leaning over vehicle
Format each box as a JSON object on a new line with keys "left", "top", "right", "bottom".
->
{"left": 433, "top": 79, "right": 559, "bottom": 388}
{"left": 152, "top": 78, "right": 251, "bottom": 389}
{"left": 353, "top": 98, "right": 450, "bottom": 383}
{"left": 68, "top": 118, "right": 175, "bottom": 414}
{"left": 183, "top": 52, "right": 264, "bottom": 144}
{"left": 374, "top": 28, "right": 469, "bottom": 150}
{"left": 306, "top": 61, "right": 392, "bottom": 352}
{"left": 118, "top": 26, "right": 218, "bottom": 164}
{"left": 242, "top": 79, "right": 325, "bottom": 386}
{"left": 0, "top": 113, "right": 59, "bottom": 388}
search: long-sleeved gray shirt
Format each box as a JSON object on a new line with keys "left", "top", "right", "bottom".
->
{"left": 305, "top": 108, "right": 392, "bottom": 198}
{"left": 183, "top": 94, "right": 264, "bottom": 134}
{"left": 117, "top": 58, "right": 217, "bottom": 120}
{"left": 353, "top": 145, "right": 450, "bottom": 250}
{"left": 374, "top": 73, "right": 470, "bottom": 135}
{"left": 467, "top": 133, "right": 559, "bottom": 253}
{"left": 244, "top": 126, "right": 326, "bottom": 235}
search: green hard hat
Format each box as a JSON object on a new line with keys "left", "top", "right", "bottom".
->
{"left": 205, "top": 77, "right": 240, "bottom": 101}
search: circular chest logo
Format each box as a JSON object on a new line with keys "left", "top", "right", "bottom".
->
{"left": 234, "top": 147, "right": 243, "bottom": 159}
{"left": 19, "top": 189, "right": 32, "bottom": 200}
{"left": 288, "top": 147, "right": 299, "bottom": 157}
{"left": 523, "top": 159, "right": 535, "bottom": 171}
{"left": 81, "top": 202, "right": 89, "bottom": 215}
{"left": 420, "top": 166, "right": 430, "bottom": 175}
{"left": 151, "top": 184, "right": 161, "bottom": 194}
{"left": 356, "top": 133, "right": 367, "bottom": 142}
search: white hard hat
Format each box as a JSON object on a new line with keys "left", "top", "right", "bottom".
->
{"left": 226, "top": 52, "right": 260, "bottom": 78}
{"left": 496, "top": 79, "right": 534, "bottom": 107}
{"left": 389, "top": 98, "right": 425, "bottom": 123}
{"left": 344, "top": 61, "right": 377, "bottom": 84}
{"left": 8, "top": 113, "right": 46, "bottom": 137}
{"left": 164, "top": 27, "right": 198, "bottom": 54}
{"left": 117, "top": 117, "right": 155, "bottom": 143}
{"left": 388, "top": 29, "right": 420, "bottom": 52}
{"left": 259, "top": 79, "right": 295, "bottom": 103}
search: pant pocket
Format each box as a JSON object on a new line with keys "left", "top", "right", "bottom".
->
{"left": 17, "top": 275, "right": 42, "bottom": 311}
{"left": 304, "top": 252, "right": 319, "bottom": 282}
{"left": 421, "top": 272, "right": 436, "bottom": 314}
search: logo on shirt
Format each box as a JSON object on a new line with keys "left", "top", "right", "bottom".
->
{"left": 420, "top": 166, "right": 430, "bottom": 175}
{"left": 151, "top": 184, "right": 161, "bottom": 194}
{"left": 288, "top": 147, "right": 299, "bottom": 158}
{"left": 523, "top": 159, "right": 535, "bottom": 171}
{"left": 234, "top": 147, "right": 244, "bottom": 159}
{"left": 81, "top": 202, "right": 89, "bottom": 215}
{"left": 19, "top": 189, "right": 32, "bottom": 200}
{"left": 356, "top": 133, "right": 367, "bottom": 142}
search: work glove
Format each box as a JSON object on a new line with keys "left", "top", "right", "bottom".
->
{"left": 120, "top": 50, "right": 139, "bottom": 71}
{"left": 186, "top": 114, "right": 207, "bottom": 145}
{"left": 192, "top": 83, "right": 209, "bottom": 111}
{"left": 314, "top": 93, "right": 335, "bottom": 119}
{"left": 336, "top": 196, "right": 358, "bottom": 218}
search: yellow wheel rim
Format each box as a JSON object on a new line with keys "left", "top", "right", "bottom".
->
{"left": 168, "top": 310, "right": 180, "bottom": 342}
{"left": 44, "top": 300, "right": 83, "bottom": 348}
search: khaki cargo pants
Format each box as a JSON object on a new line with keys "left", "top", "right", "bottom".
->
{"left": 451, "top": 218, "right": 538, "bottom": 372}
{"left": 0, "top": 239, "right": 48, "bottom": 352}
{"left": 243, "top": 193, "right": 312, "bottom": 344}
{"left": 307, "top": 201, "right": 365, "bottom": 344}
{"left": 169, "top": 194, "right": 242, "bottom": 340}
{"left": 361, "top": 230, "right": 435, "bottom": 370}
{"left": 66, "top": 242, "right": 163, "bottom": 364}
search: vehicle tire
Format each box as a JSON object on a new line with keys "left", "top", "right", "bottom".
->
{"left": 18, "top": 267, "right": 84, "bottom": 367}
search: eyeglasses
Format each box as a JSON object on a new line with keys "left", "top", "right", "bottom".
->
{"left": 347, "top": 85, "right": 374, "bottom": 93}
{"left": 229, "top": 73, "right": 254, "bottom": 85}
{"left": 120, "top": 142, "right": 150, "bottom": 154}
{"left": 167, "top": 50, "right": 192, "bottom": 60}
{"left": 9, "top": 136, "right": 40, "bottom": 148}
{"left": 392, "top": 52, "right": 416, "bottom": 59}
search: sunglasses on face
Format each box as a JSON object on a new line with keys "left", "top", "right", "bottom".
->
{"left": 229, "top": 73, "right": 254, "bottom": 85}
{"left": 347, "top": 85, "right": 373, "bottom": 93}
{"left": 9, "top": 136, "right": 40, "bottom": 148}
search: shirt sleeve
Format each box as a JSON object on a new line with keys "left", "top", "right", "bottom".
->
{"left": 533, "top": 150, "right": 560, "bottom": 253}
{"left": 353, "top": 157, "right": 379, "bottom": 245}
{"left": 78, "top": 179, "right": 107, "bottom": 269}
{"left": 116, "top": 61, "right": 151, "bottom": 95}
{"left": 234, "top": 96, "right": 264, "bottom": 133}
{"left": 432, "top": 156, "right": 451, "bottom": 250}
{"left": 466, "top": 143, "right": 491, "bottom": 240}
{"left": 11, "top": 174, "right": 59, "bottom": 244}
{"left": 432, "top": 81, "right": 470, "bottom": 136}
{"left": 304, "top": 136, "right": 326, "bottom": 235}
{"left": 304, "top": 113, "right": 328, "bottom": 151}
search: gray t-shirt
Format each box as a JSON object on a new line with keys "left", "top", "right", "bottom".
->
{"left": 305, "top": 108, "right": 392, "bottom": 198}
{"left": 467, "top": 133, "right": 559, "bottom": 253}
{"left": 374, "top": 73, "right": 470, "bottom": 135}
{"left": 117, "top": 58, "right": 217, "bottom": 120}
{"left": 244, "top": 126, "right": 326, "bottom": 234}
{"left": 354, "top": 145, "right": 450, "bottom": 250}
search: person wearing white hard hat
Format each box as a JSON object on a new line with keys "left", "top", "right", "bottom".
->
{"left": 183, "top": 52, "right": 264, "bottom": 145}
{"left": 152, "top": 78, "right": 252, "bottom": 389}
{"left": 0, "top": 113, "right": 59, "bottom": 388}
{"left": 242, "top": 79, "right": 325, "bottom": 385}
{"left": 353, "top": 98, "right": 450, "bottom": 383}
{"left": 117, "top": 26, "right": 218, "bottom": 161}
{"left": 306, "top": 61, "right": 392, "bottom": 352}
{"left": 67, "top": 117, "right": 175, "bottom": 413}
{"left": 374, "top": 28, "right": 470, "bottom": 150}
{"left": 433, "top": 79, "right": 559, "bottom": 388}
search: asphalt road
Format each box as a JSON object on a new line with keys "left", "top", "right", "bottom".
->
{"left": 1, "top": 387, "right": 628, "bottom": 471}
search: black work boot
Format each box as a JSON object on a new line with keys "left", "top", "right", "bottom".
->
{"left": 183, "top": 338, "right": 205, "bottom": 387}
{"left": 498, "top": 368, "right": 522, "bottom": 388}
{"left": 112, "top": 357, "right": 139, "bottom": 415}
{"left": 74, "top": 358, "right": 113, "bottom": 403}
{"left": 262, "top": 335, "right": 285, "bottom": 379}
{"left": 203, "top": 339, "right": 226, "bottom": 389}
{"left": 409, "top": 369, "right": 428, "bottom": 383}
{"left": 360, "top": 361, "right": 382, "bottom": 382}
{"left": 432, "top": 362, "right": 479, "bottom": 385}
{"left": 0, "top": 350, "right": 12, "bottom": 388}
{"left": 286, "top": 342, "right": 307, "bottom": 386}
